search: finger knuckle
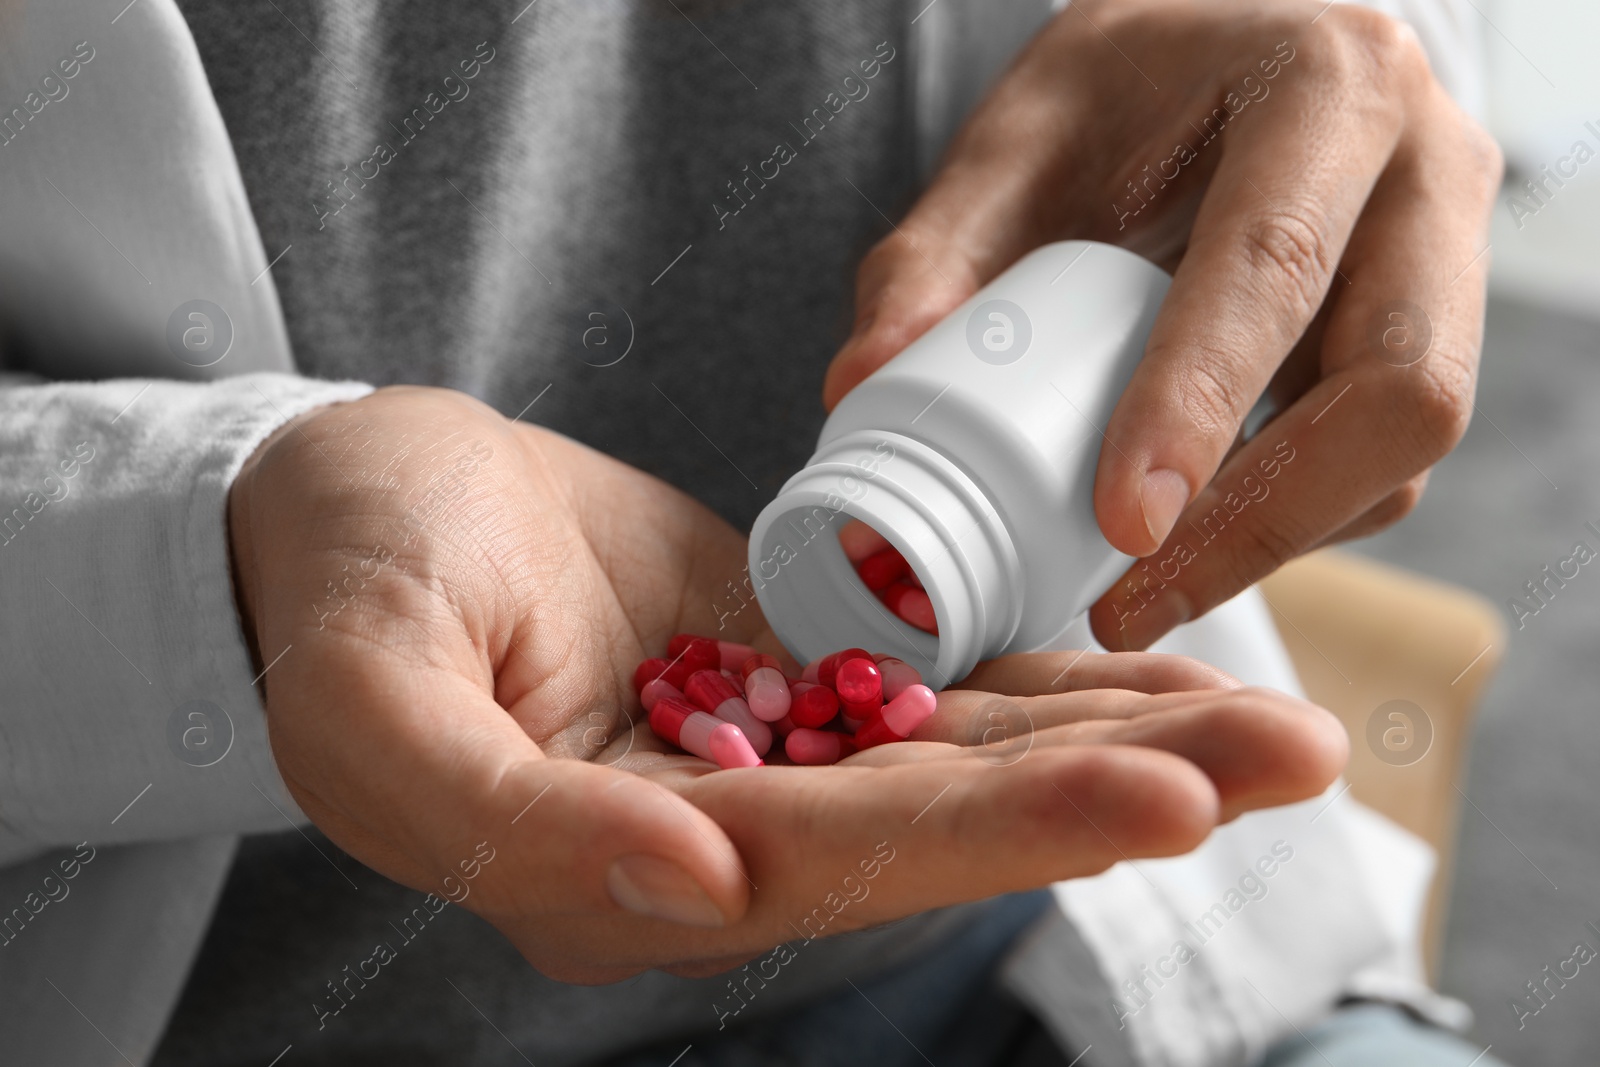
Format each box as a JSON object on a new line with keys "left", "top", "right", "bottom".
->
{"left": 1238, "top": 210, "right": 1333, "bottom": 319}
{"left": 1162, "top": 340, "right": 1254, "bottom": 435}
{"left": 1461, "top": 114, "right": 1507, "bottom": 192}
{"left": 1205, "top": 689, "right": 1274, "bottom": 736}
{"left": 1389, "top": 473, "right": 1430, "bottom": 520}
{"left": 856, "top": 234, "right": 908, "bottom": 292}
{"left": 1400, "top": 362, "right": 1474, "bottom": 459}
{"left": 1366, "top": 473, "right": 1432, "bottom": 531}
{"left": 1153, "top": 653, "right": 1243, "bottom": 691}
{"left": 1222, "top": 509, "right": 1308, "bottom": 587}
{"left": 1317, "top": 5, "right": 1428, "bottom": 91}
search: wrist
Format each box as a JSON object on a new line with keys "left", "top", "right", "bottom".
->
{"left": 226, "top": 405, "right": 332, "bottom": 677}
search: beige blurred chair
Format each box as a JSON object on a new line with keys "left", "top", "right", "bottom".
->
{"left": 1257, "top": 549, "right": 1506, "bottom": 981}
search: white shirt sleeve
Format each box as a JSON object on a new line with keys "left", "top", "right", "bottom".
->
{"left": 0, "top": 373, "right": 371, "bottom": 866}
{"left": 0, "top": 0, "right": 380, "bottom": 865}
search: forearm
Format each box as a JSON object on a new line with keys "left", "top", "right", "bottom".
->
{"left": 0, "top": 372, "right": 369, "bottom": 864}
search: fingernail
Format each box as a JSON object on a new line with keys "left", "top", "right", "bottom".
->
{"left": 1139, "top": 468, "right": 1191, "bottom": 549}
{"left": 1121, "top": 591, "right": 1192, "bottom": 651}
{"left": 607, "top": 853, "right": 725, "bottom": 928}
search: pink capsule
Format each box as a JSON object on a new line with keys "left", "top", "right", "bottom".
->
{"left": 650, "top": 697, "right": 762, "bottom": 768}
{"left": 639, "top": 677, "right": 683, "bottom": 712}
{"left": 872, "top": 656, "right": 923, "bottom": 702}
{"left": 785, "top": 728, "right": 857, "bottom": 765}
{"left": 684, "top": 670, "right": 772, "bottom": 755}
{"left": 717, "top": 640, "right": 760, "bottom": 672}
{"left": 648, "top": 698, "right": 710, "bottom": 755}
{"left": 854, "top": 684, "right": 937, "bottom": 748}
{"left": 740, "top": 654, "right": 792, "bottom": 722}
{"left": 708, "top": 722, "right": 763, "bottom": 769}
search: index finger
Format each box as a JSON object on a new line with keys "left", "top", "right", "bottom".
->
{"left": 956, "top": 649, "right": 1241, "bottom": 695}
{"left": 1094, "top": 15, "right": 1416, "bottom": 558}
{"left": 683, "top": 744, "right": 1220, "bottom": 942}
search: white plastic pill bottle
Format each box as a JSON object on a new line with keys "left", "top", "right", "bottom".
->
{"left": 747, "top": 240, "right": 1171, "bottom": 688}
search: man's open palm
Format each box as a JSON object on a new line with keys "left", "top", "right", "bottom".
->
{"left": 227, "top": 386, "right": 1347, "bottom": 983}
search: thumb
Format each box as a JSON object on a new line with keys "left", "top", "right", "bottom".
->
{"left": 821, "top": 224, "right": 982, "bottom": 411}
{"left": 269, "top": 640, "right": 752, "bottom": 937}
{"left": 485, "top": 754, "right": 753, "bottom": 931}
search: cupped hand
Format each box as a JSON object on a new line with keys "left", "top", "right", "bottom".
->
{"left": 822, "top": 0, "right": 1502, "bottom": 651}
{"left": 228, "top": 386, "right": 1346, "bottom": 983}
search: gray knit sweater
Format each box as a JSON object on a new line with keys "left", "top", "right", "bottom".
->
{"left": 148, "top": 3, "right": 1056, "bottom": 1064}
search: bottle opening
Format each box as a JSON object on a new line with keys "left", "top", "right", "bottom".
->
{"left": 747, "top": 430, "right": 1022, "bottom": 687}
{"left": 838, "top": 519, "right": 939, "bottom": 636}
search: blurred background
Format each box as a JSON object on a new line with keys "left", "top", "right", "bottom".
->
{"left": 1357, "top": 0, "right": 1600, "bottom": 1060}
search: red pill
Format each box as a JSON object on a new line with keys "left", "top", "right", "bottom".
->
{"left": 717, "top": 640, "right": 760, "bottom": 672}
{"left": 722, "top": 668, "right": 747, "bottom": 697}
{"left": 632, "top": 658, "right": 671, "bottom": 693}
{"left": 788, "top": 681, "right": 840, "bottom": 729}
{"left": 856, "top": 547, "right": 909, "bottom": 592}
{"left": 681, "top": 637, "right": 721, "bottom": 673}
{"left": 770, "top": 713, "right": 799, "bottom": 738}
{"left": 648, "top": 696, "right": 694, "bottom": 744}
{"left": 834, "top": 657, "right": 883, "bottom": 706}
{"left": 834, "top": 657, "right": 884, "bottom": 722}
{"left": 640, "top": 678, "right": 683, "bottom": 712}
{"left": 785, "top": 728, "right": 857, "bottom": 765}
{"left": 855, "top": 684, "right": 937, "bottom": 748}
{"left": 882, "top": 582, "right": 938, "bottom": 634}
{"left": 685, "top": 670, "right": 771, "bottom": 755}
{"left": 639, "top": 654, "right": 695, "bottom": 690}
{"left": 816, "top": 647, "right": 873, "bottom": 688}
{"left": 662, "top": 658, "right": 695, "bottom": 689}
{"left": 740, "top": 654, "right": 792, "bottom": 722}
{"left": 685, "top": 668, "right": 738, "bottom": 712}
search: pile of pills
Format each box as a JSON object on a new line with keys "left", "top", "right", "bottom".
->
{"left": 633, "top": 634, "right": 937, "bottom": 769}
{"left": 839, "top": 522, "right": 937, "bottom": 634}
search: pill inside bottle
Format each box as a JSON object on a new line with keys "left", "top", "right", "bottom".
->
{"left": 838, "top": 520, "right": 937, "bottom": 636}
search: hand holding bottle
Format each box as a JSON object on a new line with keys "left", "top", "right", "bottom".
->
{"left": 823, "top": 0, "right": 1502, "bottom": 652}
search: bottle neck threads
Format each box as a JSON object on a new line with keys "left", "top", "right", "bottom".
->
{"left": 747, "top": 431, "right": 1022, "bottom": 687}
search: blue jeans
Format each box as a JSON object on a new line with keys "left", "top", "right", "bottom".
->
{"left": 1261, "top": 1002, "right": 1509, "bottom": 1067}
{"left": 604, "top": 891, "right": 1511, "bottom": 1067}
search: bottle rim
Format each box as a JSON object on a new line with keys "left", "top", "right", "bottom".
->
{"left": 747, "top": 430, "right": 1021, "bottom": 686}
